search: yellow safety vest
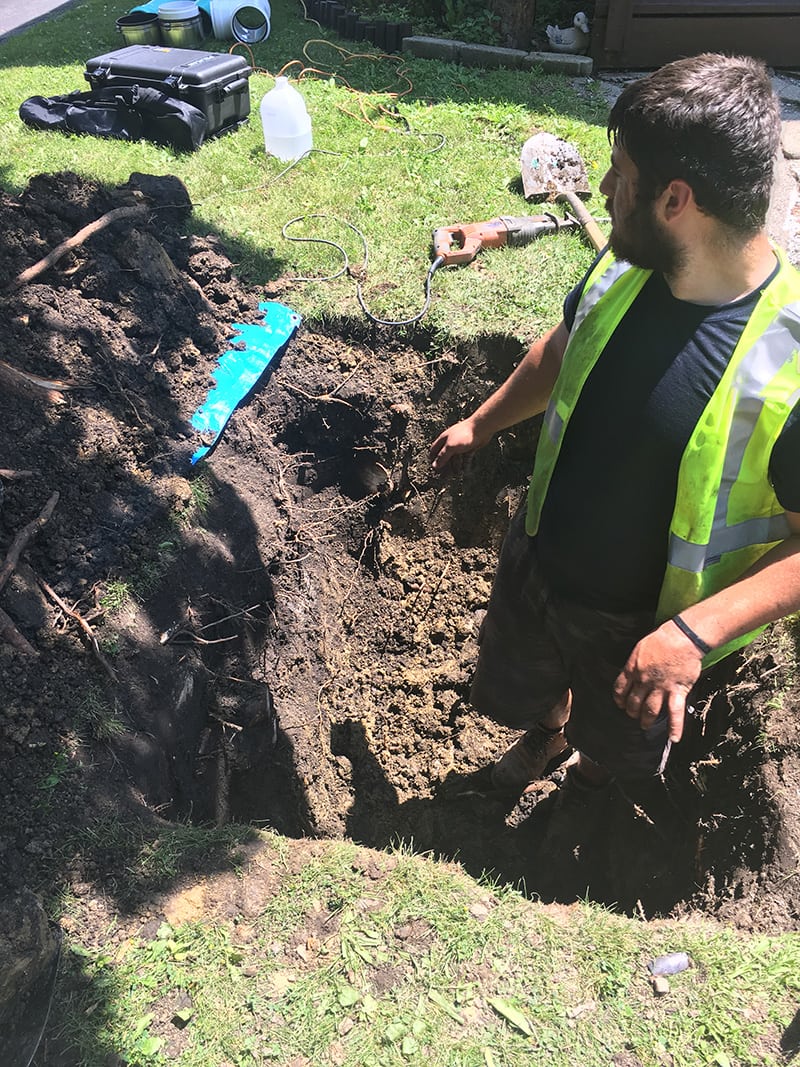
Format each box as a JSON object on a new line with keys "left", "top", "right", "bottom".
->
{"left": 526, "top": 248, "right": 800, "bottom": 666}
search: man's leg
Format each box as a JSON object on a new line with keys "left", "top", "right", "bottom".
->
{"left": 549, "top": 595, "right": 665, "bottom": 784}
{"left": 572, "top": 751, "right": 614, "bottom": 786}
{"left": 469, "top": 509, "right": 573, "bottom": 793}
{"left": 490, "top": 690, "right": 572, "bottom": 792}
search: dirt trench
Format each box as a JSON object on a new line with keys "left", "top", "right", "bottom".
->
{"left": 2, "top": 171, "right": 800, "bottom": 937}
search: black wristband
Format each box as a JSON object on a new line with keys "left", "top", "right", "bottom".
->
{"left": 671, "top": 614, "right": 712, "bottom": 656}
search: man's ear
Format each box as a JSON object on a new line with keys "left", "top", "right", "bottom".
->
{"left": 659, "top": 179, "right": 694, "bottom": 222}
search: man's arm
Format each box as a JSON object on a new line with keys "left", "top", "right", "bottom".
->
{"left": 429, "top": 321, "right": 569, "bottom": 472}
{"left": 614, "top": 510, "right": 800, "bottom": 741}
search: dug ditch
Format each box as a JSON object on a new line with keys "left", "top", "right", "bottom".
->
{"left": 2, "top": 170, "right": 800, "bottom": 948}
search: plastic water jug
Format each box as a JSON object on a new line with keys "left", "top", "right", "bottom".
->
{"left": 260, "top": 77, "right": 313, "bottom": 162}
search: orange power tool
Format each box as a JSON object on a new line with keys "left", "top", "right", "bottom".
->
{"left": 431, "top": 212, "right": 580, "bottom": 267}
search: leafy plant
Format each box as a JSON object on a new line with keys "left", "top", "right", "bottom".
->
{"left": 38, "top": 750, "right": 71, "bottom": 791}
{"left": 441, "top": 0, "right": 501, "bottom": 43}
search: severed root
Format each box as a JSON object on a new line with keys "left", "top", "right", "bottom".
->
{"left": 0, "top": 469, "right": 35, "bottom": 480}
{"left": 0, "top": 491, "right": 59, "bottom": 595}
{"left": 0, "top": 605, "right": 38, "bottom": 656}
{"left": 8, "top": 204, "right": 146, "bottom": 290}
{"left": 36, "top": 576, "right": 117, "bottom": 684}
{"left": 0, "top": 360, "right": 74, "bottom": 404}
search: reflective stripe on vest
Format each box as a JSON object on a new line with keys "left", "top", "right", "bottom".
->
{"left": 527, "top": 247, "right": 800, "bottom": 666}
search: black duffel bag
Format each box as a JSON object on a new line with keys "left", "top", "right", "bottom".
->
{"left": 19, "top": 83, "right": 208, "bottom": 152}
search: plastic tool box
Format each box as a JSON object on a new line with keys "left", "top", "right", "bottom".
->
{"left": 84, "top": 45, "right": 251, "bottom": 138}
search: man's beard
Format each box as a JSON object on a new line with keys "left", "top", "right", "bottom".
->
{"left": 607, "top": 196, "right": 685, "bottom": 276}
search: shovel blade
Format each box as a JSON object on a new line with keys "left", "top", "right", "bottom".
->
{"left": 521, "top": 132, "right": 591, "bottom": 202}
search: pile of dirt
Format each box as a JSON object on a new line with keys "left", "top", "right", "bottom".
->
{"left": 1, "top": 169, "right": 800, "bottom": 951}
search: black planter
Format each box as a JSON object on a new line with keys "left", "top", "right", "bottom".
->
{"left": 384, "top": 21, "right": 400, "bottom": 52}
{"left": 373, "top": 19, "right": 387, "bottom": 48}
{"left": 347, "top": 12, "right": 411, "bottom": 46}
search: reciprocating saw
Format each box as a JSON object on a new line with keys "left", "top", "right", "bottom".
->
{"left": 431, "top": 212, "right": 581, "bottom": 267}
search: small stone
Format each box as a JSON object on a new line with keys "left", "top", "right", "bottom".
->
{"left": 652, "top": 975, "right": 670, "bottom": 996}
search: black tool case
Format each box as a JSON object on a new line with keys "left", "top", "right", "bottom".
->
{"left": 84, "top": 45, "right": 251, "bottom": 138}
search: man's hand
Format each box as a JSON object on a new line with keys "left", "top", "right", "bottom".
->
{"left": 428, "top": 321, "right": 570, "bottom": 475}
{"left": 429, "top": 418, "right": 491, "bottom": 473}
{"left": 612, "top": 620, "right": 705, "bottom": 742}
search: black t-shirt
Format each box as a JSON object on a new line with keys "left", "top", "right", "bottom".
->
{"left": 535, "top": 262, "right": 800, "bottom": 611}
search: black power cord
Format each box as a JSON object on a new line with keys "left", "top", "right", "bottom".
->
{"left": 282, "top": 213, "right": 444, "bottom": 326}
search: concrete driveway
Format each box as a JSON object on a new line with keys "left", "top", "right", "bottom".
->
{"left": 0, "top": 0, "right": 77, "bottom": 41}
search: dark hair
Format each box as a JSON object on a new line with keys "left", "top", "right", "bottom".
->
{"left": 607, "top": 53, "right": 781, "bottom": 235}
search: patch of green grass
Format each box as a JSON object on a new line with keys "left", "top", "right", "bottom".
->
{"left": 0, "top": 0, "right": 610, "bottom": 344}
{"left": 77, "top": 687, "right": 126, "bottom": 740}
{"left": 136, "top": 540, "right": 180, "bottom": 597}
{"left": 175, "top": 468, "right": 215, "bottom": 526}
{"left": 47, "top": 833, "right": 800, "bottom": 1067}
{"left": 77, "top": 818, "right": 255, "bottom": 890}
{"left": 99, "top": 533, "right": 180, "bottom": 612}
{"left": 132, "top": 828, "right": 246, "bottom": 886}
{"left": 99, "top": 577, "right": 131, "bottom": 614}
{"left": 97, "top": 630, "right": 122, "bottom": 657}
{"left": 189, "top": 473, "right": 214, "bottom": 514}
{"left": 34, "top": 747, "right": 80, "bottom": 813}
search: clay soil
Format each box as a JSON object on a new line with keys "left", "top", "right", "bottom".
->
{"left": 3, "top": 168, "right": 800, "bottom": 967}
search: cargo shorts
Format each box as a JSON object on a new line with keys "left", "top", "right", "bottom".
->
{"left": 470, "top": 508, "right": 672, "bottom": 781}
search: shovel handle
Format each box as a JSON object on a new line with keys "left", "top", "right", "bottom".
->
{"left": 557, "top": 191, "right": 607, "bottom": 253}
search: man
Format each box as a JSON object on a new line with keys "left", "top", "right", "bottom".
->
{"left": 430, "top": 53, "right": 800, "bottom": 802}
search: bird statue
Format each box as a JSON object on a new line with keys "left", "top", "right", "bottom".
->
{"left": 545, "top": 11, "right": 591, "bottom": 54}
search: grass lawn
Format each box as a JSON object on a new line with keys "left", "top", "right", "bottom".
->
{"left": 49, "top": 829, "right": 800, "bottom": 1066}
{"left": 0, "top": 0, "right": 610, "bottom": 342}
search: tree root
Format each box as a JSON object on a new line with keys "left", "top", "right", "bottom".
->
{"left": 0, "top": 605, "right": 38, "bottom": 656}
{"left": 0, "top": 491, "right": 59, "bottom": 656}
{"left": 8, "top": 205, "right": 146, "bottom": 290}
{"left": 0, "top": 469, "right": 35, "bottom": 481}
{"left": 35, "top": 575, "right": 117, "bottom": 684}
{"left": 0, "top": 360, "right": 74, "bottom": 404}
{"left": 0, "top": 491, "right": 59, "bottom": 595}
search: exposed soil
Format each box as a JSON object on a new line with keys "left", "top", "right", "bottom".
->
{"left": 3, "top": 168, "right": 800, "bottom": 1000}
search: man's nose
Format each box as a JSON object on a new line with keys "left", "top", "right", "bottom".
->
{"left": 599, "top": 168, "right": 614, "bottom": 197}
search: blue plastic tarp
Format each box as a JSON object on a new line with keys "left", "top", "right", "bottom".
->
{"left": 190, "top": 300, "right": 300, "bottom": 465}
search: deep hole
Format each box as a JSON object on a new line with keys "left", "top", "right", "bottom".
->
{"left": 5, "top": 170, "right": 798, "bottom": 948}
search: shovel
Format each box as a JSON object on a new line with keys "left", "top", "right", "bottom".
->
{"left": 520, "top": 132, "right": 607, "bottom": 253}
